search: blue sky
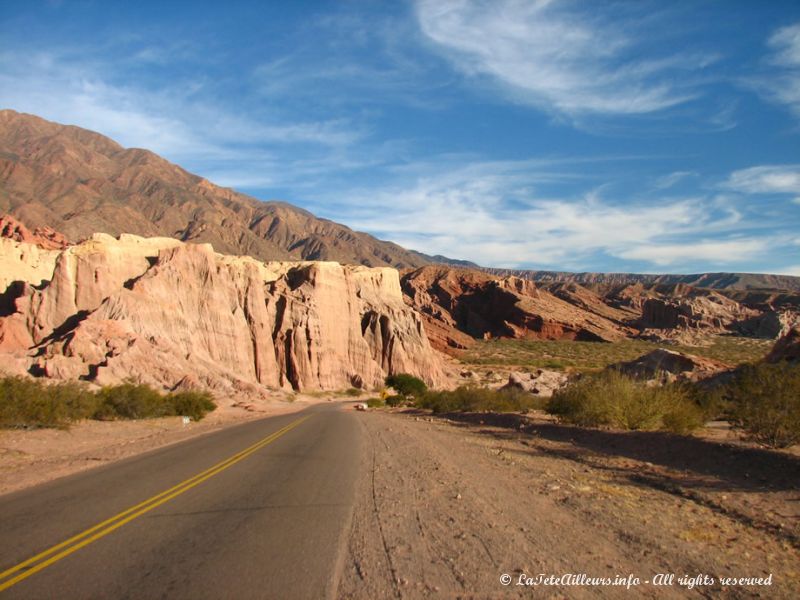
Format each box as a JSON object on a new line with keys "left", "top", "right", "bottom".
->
{"left": 1, "top": 0, "right": 799, "bottom": 274}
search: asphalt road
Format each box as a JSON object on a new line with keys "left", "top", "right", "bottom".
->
{"left": 0, "top": 403, "right": 362, "bottom": 600}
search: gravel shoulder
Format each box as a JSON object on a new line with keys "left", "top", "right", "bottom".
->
{"left": 339, "top": 409, "right": 799, "bottom": 599}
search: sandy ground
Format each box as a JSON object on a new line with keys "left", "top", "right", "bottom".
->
{"left": 0, "top": 393, "right": 334, "bottom": 496}
{"left": 340, "top": 409, "right": 799, "bottom": 599}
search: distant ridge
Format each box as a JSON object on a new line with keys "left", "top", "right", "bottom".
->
{"left": 483, "top": 269, "right": 800, "bottom": 292}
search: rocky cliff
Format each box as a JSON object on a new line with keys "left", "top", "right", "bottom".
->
{"left": 0, "top": 234, "right": 445, "bottom": 393}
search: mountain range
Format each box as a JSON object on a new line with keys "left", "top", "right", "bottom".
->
{"left": 0, "top": 109, "right": 431, "bottom": 269}
{"left": 3, "top": 108, "right": 799, "bottom": 292}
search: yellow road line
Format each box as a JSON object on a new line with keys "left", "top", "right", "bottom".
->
{"left": 0, "top": 414, "right": 311, "bottom": 593}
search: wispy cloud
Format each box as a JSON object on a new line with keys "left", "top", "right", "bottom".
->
{"left": 654, "top": 171, "right": 698, "bottom": 190}
{"left": 415, "top": 0, "right": 712, "bottom": 118}
{"left": 725, "top": 164, "right": 800, "bottom": 195}
{"left": 751, "top": 22, "right": 800, "bottom": 118}
{"left": 0, "top": 48, "right": 363, "bottom": 164}
{"left": 616, "top": 239, "right": 768, "bottom": 267}
{"left": 307, "top": 157, "right": 778, "bottom": 271}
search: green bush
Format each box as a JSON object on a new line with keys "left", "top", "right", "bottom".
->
{"left": 416, "top": 385, "right": 547, "bottom": 414}
{"left": 384, "top": 394, "right": 406, "bottom": 407}
{"left": 0, "top": 377, "right": 96, "bottom": 429}
{"left": 0, "top": 377, "right": 217, "bottom": 428}
{"left": 94, "top": 383, "right": 167, "bottom": 420}
{"left": 168, "top": 391, "right": 217, "bottom": 421}
{"left": 725, "top": 362, "right": 800, "bottom": 448}
{"left": 385, "top": 373, "right": 427, "bottom": 398}
{"left": 365, "top": 398, "right": 385, "bottom": 408}
{"left": 344, "top": 387, "right": 363, "bottom": 397}
{"left": 547, "top": 371, "right": 704, "bottom": 433}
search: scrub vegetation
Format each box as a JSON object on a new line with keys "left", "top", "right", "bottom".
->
{"left": 0, "top": 377, "right": 216, "bottom": 429}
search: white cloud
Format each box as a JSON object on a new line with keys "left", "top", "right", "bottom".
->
{"left": 415, "top": 0, "right": 707, "bottom": 117}
{"left": 770, "top": 22, "right": 800, "bottom": 67}
{"left": 726, "top": 164, "right": 800, "bottom": 195}
{"left": 754, "top": 22, "right": 800, "bottom": 117}
{"left": 616, "top": 239, "right": 768, "bottom": 267}
{"left": 312, "top": 158, "right": 767, "bottom": 270}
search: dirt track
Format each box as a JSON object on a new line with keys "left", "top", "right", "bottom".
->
{"left": 340, "top": 409, "right": 799, "bottom": 599}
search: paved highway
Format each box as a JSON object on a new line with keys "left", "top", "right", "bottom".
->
{"left": 0, "top": 403, "right": 362, "bottom": 599}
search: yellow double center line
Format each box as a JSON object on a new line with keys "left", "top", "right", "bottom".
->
{"left": 0, "top": 414, "right": 311, "bottom": 593}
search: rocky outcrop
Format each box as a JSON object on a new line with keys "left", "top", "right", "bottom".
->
{"left": 613, "top": 349, "right": 732, "bottom": 382}
{"left": 501, "top": 370, "right": 569, "bottom": 397}
{"left": 0, "top": 235, "right": 445, "bottom": 393}
{"left": 0, "top": 214, "right": 69, "bottom": 250}
{"left": 401, "top": 266, "right": 629, "bottom": 353}
{"left": 638, "top": 289, "right": 759, "bottom": 332}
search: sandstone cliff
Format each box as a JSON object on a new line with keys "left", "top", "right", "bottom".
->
{"left": 0, "top": 235, "right": 445, "bottom": 393}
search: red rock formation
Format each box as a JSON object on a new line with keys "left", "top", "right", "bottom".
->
{"left": 0, "top": 214, "right": 69, "bottom": 250}
{"left": 401, "top": 266, "right": 629, "bottom": 353}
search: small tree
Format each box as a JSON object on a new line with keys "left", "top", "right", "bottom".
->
{"left": 727, "top": 362, "right": 800, "bottom": 448}
{"left": 385, "top": 373, "right": 427, "bottom": 399}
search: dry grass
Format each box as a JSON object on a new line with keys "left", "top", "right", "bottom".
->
{"left": 459, "top": 336, "right": 771, "bottom": 372}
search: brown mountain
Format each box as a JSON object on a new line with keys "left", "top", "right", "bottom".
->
{"left": 0, "top": 109, "right": 428, "bottom": 268}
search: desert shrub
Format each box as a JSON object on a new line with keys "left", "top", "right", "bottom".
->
{"left": 547, "top": 371, "right": 704, "bottom": 433}
{"left": 344, "top": 387, "right": 363, "bottom": 397}
{"left": 168, "top": 391, "right": 217, "bottom": 421}
{"left": 94, "top": 383, "right": 168, "bottom": 420}
{"left": 95, "top": 384, "right": 217, "bottom": 421}
{"left": 385, "top": 373, "right": 428, "bottom": 398}
{"left": 0, "top": 377, "right": 96, "bottom": 428}
{"left": 725, "top": 362, "right": 800, "bottom": 448}
{"left": 416, "top": 385, "right": 547, "bottom": 414}
{"left": 384, "top": 394, "right": 406, "bottom": 407}
{"left": 365, "top": 398, "right": 385, "bottom": 408}
{"left": 0, "top": 377, "right": 217, "bottom": 428}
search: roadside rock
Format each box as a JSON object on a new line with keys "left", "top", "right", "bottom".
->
{"left": 766, "top": 326, "right": 800, "bottom": 363}
{"left": 613, "top": 348, "right": 732, "bottom": 382}
{"left": 501, "top": 369, "right": 569, "bottom": 397}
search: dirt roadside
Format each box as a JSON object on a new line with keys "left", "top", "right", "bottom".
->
{"left": 339, "top": 409, "right": 799, "bottom": 599}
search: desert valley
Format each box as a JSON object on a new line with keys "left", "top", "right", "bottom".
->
{"left": 0, "top": 109, "right": 798, "bottom": 598}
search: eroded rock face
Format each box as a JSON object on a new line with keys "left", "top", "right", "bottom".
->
{"left": 0, "top": 235, "right": 444, "bottom": 392}
{"left": 401, "top": 266, "right": 629, "bottom": 353}
{"left": 638, "top": 292, "right": 759, "bottom": 332}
